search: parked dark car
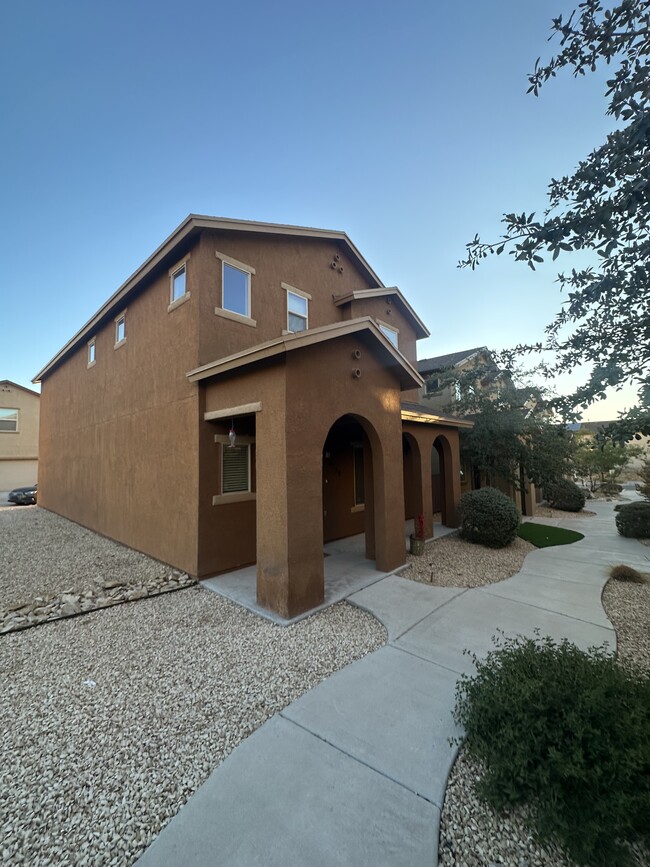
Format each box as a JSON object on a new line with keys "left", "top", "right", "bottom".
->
{"left": 8, "top": 484, "right": 37, "bottom": 505}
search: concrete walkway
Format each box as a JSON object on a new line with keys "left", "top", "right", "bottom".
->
{"left": 136, "top": 500, "right": 649, "bottom": 867}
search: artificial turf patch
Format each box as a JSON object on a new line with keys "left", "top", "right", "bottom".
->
{"left": 517, "top": 522, "right": 584, "bottom": 548}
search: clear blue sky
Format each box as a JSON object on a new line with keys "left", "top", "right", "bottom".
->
{"left": 0, "top": 0, "right": 632, "bottom": 419}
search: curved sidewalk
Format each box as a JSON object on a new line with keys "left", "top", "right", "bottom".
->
{"left": 136, "top": 501, "right": 648, "bottom": 866}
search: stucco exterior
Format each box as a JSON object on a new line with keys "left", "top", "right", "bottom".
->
{"left": 35, "top": 215, "right": 470, "bottom": 618}
{"left": 0, "top": 381, "right": 40, "bottom": 491}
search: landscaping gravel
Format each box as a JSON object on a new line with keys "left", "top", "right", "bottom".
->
{"left": 0, "top": 590, "right": 386, "bottom": 866}
{"left": 602, "top": 567, "right": 650, "bottom": 672}
{"left": 402, "top": 535, "right": 534, "bottom": 588}
{"left": 1, "top": 507, "right": 177, "bottom": 610}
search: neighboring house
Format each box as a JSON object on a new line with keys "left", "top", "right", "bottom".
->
{"left": 417, "top": 347, "right": 537, "bottom": 516}
{"left": 34, "top": 215, "right": 471, "bottom": 619}
{"left": 0, "top": 381, "right": 40, "bottom": 492}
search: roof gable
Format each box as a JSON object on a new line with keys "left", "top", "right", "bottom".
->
{"left": 333, "top": 287, "right": 430, "bottom": 340}
{"left": 0, "top": 380, "right": 40, "bottom": 398}
{"left": 418, "top": 346, "right": 489, "bottom": 374}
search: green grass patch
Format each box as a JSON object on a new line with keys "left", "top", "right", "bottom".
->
{"left": 517, "top": 522, "right": 584, "bottom": 548}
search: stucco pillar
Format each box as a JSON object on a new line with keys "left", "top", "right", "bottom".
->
{"left": 370, "top": 426, "right": 407, "bottom": 573}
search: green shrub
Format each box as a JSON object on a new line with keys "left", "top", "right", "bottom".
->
{"left": 453, "top": 634, "right": 650, "bottom": 866}
{"left": 598, "top": 480, "right": 623, "bottom": 495}
{"left": 544, "top": 479, "right": 586, "bottom": 512}
{"left": 616, "top": 501, "right": 650, "bottom": 538}
{"left": 459, "top": 487, "right": 520, "bottom": 548}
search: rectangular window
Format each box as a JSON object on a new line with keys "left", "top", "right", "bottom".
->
{"left": 425, "top": 377, "right": 439, "bottom": 394}
{"left": 88, "top": 339, "right": 96, "bottom": 366}
{"left": 115, "top": 314, "right": 126, "bottom": 345}
{"left": 223, "top": 262, "right": 250, "bottom": 317}
{"left": 287, "top": 291, "right": 308, "bottom": 332}
{"left": 171, "top": 265, "right": 186, "bottom": 302}
{"left": 353, "top": 444, "right": 365, "bottom": 506}
{"left": 222, "top": 443, "right": 250, "bottom": 494}
{"left": 378, "top": 322, "right": 398, "bottom": 348}
{"left": 0, "top": 408, "right": 18, "bottom": 432}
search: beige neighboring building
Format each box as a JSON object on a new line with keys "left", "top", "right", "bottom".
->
{"left": 0, "top": 381, "right": 40, "bottom": 491}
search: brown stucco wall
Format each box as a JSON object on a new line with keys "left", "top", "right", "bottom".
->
{"left": 195, "top": 231, "right": 375, "bottom": 368}
{"left": 38, "top": 239, "right": 202, "bottom": 574}
{"left": 201, "top": 329, "right": 408, "bottom": 618}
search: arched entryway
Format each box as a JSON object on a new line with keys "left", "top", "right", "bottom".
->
{"left": 432, "top": 434, "right": 455, "bottom": 527}
{"left": 321, "top": 414, "right": 379, "bottom": 562}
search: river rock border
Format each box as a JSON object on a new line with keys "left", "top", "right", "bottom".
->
{"left": 1, "top": 571, "right": 196, "bottom": 634}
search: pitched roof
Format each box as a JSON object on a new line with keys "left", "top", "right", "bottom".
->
{"left": 333, "top": 288, "right": 430, "bottom": 339}
{"left": 400, "top": 401, "right": 474, "bottom": 429}
{"left": 187, "top": 317, "right": 423, "bottom": 391}
{"left": 33, "top": 215, "right": 388, "bottom": 383}
{"left": 0, "top": 380, "right": 40, "bottom": 398}
{"left": 418, "top": 346, "right": 488, "bottom": 375}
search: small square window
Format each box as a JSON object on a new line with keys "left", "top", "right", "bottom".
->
{"left": 287, "top": 291, "right": 308, "bottom": 333}
{"left": 115, "top": 315, "right": 126, "bottom": 344}
{"left": 222, "top": 443, "right": 250, "bottom": 494}
{"left": 223, "top": 263, "right": 250, "bottom": 317}
{"left": 378, "top": 323, "right": 398, "bottom": 348}
{"left": 171, "top": 265, "right": 186, "bottom": 302}
{"left": 88, "top": 340, "right": 96, "bottom": 365}
{"left": 0, "top": 408, "right": 18, "bottom": 432}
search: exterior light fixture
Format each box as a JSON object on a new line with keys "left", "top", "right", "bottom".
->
{"left": 228, "top": 420, "right": 237, "bottom": 448}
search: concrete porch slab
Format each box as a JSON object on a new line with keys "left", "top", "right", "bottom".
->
{"left": 282, "top": 645, "right": 462, "bottom": 809}
{"left": 135, "top": 714, "right": 439, "bottom": 867}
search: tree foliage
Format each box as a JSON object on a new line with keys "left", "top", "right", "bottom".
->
{"left": 573, "top": 438, "right": 642, "bottom": 488}
{"left": 461, "top": 0, "right": 650, "bottom": 413}
{"left": 426, "top": 359, "right": 575, "bottom": 488}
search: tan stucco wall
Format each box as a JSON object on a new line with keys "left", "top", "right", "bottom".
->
{"left": 38, "top": 241, "right": 202, "bottom": 574}
{"left": 0, "top": 384, "right": 40, "bottom": 459}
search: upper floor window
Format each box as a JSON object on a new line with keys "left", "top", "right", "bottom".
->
{"left": 88, "top": 339, "right": 96, "bottom": 366}
{"left": 115, "top": 313, "right": 126, "bottom": 346}
{"left": 378, "top": 322, "right": 398, "bottom": 348}
{"left": 286, "top": 288, "right": 309, "bottom": 333}
{"left": 0, "top": 408, "right": 18, "bottom": 432}
{"left": 223, "top": 263, "right": 250, "bottom": 317}
{"left": 171, "top": 264, "right": 186, "bottom": 302}
{"left": 215, "top": 251, "right": 256, "bottom": 326}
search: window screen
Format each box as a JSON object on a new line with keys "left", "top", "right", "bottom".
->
{"left": 222, "top": 444, "right": 250, "bottom": 493}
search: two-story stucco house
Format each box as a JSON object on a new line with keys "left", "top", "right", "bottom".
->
{"left": 0, "top": 381, "right": 40, "bottom": 492}
{"left": 34, "top": 216, "right": 471, "bottom": 618}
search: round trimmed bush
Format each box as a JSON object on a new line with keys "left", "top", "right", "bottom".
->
{"left": 598, "top": 480, "right": 623, "bottom": 495}
{"left": 544, "top": 479, "right": 586, "bottom": 512}
{"left": 616, "top": 501, "right": 650, "bottom": 538}
{"left": 460, "top": 487, "right": 520, "bottom": 548}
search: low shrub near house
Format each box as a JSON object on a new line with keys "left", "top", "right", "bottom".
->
{"left": 453, "top": 634, "right": 650, "bottom": 866}
{"left": 544, "top": 479, "right": 586, "bottom": 512}
{"left": 616, "top": 501, "right": 650, "bottom": 538}
{"left": 459, "top": 487, "right": 520, "bottom": 549}
{"left": 598, "top": 480, "right": 623, "bottom": 495}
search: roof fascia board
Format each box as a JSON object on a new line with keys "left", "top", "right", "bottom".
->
{"left": 333, "top": 287, "right": 430, "bottom": 339}
{"left": 401, "top": 409, "right": 474, "bottom": 429}
{"left": 187, "top": 317, "right": 423, "bottom": 388}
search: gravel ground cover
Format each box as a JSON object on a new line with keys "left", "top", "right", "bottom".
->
{"left": 438, "top": 536, "right": 650, "bottom": 867}
{"left": 1, "top": 590, "right": 386, "bottom": 866}
{"left": 1, "top": 507, "right": 178, "bottom": 610}
{"left": 402, "top": 535, "right": 534, "bottom": 588}
{"left": 533, "top": 506, "right": 596, "bottom": 519}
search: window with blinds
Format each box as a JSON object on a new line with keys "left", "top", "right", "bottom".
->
{"left": 222, "top": 444, "right": 250, "bottom": 494}
{"left": 0, "top": 408, "right": 18, "bottom": 432}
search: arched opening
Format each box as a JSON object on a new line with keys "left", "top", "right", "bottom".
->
{"left": 402, "top": 432, "right": 423, "bottom": 532}
{"left": 321, "top": 414, "right": 380, "bottom": 563}
{"left": 432, "top": 434, "right": 454, "bottom": 527}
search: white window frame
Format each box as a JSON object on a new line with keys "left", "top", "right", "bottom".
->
{"left": 0, "top": 407, "right": 19, "bottom": 433}
{"left": 114, "top": 312, "right": 127, "bottom": 348}
{"left": 282, "top": 282, "right": 311, "bottom": 334}
{"left": 377, "top": 320, "right": 399, "bottom": 349}
{"left": 168, "top": 254, "right": 191, "bottom": 311}
{"left": 215, "top": 250, "right": 257, "bottom": 326}
{"left": 87, "top": 338, "right": 96, "bottom": 367}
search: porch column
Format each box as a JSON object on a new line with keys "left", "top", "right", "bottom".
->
{"left": 370, "top": 424, "right": 407, "bottom": 573}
